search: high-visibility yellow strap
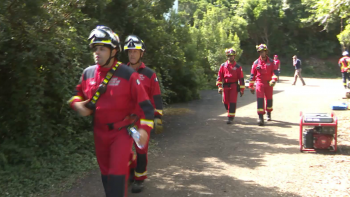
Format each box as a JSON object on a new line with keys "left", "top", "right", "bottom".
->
{"left": 135, "top": 171, "right": 147, "bottom": 177}
{"left": 67, "top": 96, "right": 83, "bottom": 104}
{"left": 258, "top": 108, "right": 264, "bottom": 112}
{"left": 88, "top": 62, "right": 120, "bottom": 108}
{"left": 216, "top": 81, "right": 222, "bottom": 85}
{"left": 249, "top": 81, "right": 255, "bottom": 84}
{"left": 228, "top": 113, "right": 235, "bottom": 116}
{"left": 125, "top": 46, "right": 142, "bottom": 50}
{"left": 267, "top": 107, "right": 273, "bottom": 110}
{"left": 240, "top": 85, "right": 245, "bottom": 88}
{"left": 90, "top": 39, "right": 112, "bottom": 44}
{"left": 344, "top": 83, "right": 347, "bottom": 85}
{"left": 156, "top": 109, "right": 163, "bottom": 116}
{"left": 140, "top": 119, "right": 154, "bottom": 128}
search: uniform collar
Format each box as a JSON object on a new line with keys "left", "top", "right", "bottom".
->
{"left": 127, "top": 62, "right": 145, "bottom": 71}
{"left": 226, "top": 60, "right": 236, "bottom": 67}
{"left": 259, "top": 56, "right": 270, "bottom": 63}
{"left": 97, "top": 60, "right": 118, "bottom": 72}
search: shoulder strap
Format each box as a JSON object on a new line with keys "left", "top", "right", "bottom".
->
{"left": 342, "top": 57, "right": 350, "bottom": 66}
{"left": 86, "top": 62, "right": 122, "bottom": 110}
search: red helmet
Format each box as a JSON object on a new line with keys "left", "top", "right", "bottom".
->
{"left": 274, "top": 55, "right": 278, "bottom": 58}
{"left": 225, "top": 48, "right": 236, "bottom": 56}
{"left": 256, "top": 44, "right": 268, "bottom": 52}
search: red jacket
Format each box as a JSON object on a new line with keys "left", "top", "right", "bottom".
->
{"left": 216, "top": 61, "right": 245, "bottom": 91}
{"left": 338, "top": 56, "right": 350, "bottom": 72}
{"left": 249, "top": 57, "right": 277, "bottom": 86}
{"left": 68, "top": 60, "right": 154, "bottom": 133}
{"left": 129, "top": 62, "right": 163, "bottom": 118}
{"left": 273, "top": 59, "right": 280, "bottom": 70}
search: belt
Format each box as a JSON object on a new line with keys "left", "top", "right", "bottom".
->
{"left": 107, "top": 114, "right": 138, "bottom": 130}
{"left": 223, "top": 82, "right": 238, "bottom": 87}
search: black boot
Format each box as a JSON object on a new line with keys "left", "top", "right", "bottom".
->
{"left": 128, "top": 168, "right": 135, "bottom": 185}
{"left": 267, "top": 112, "right": 271, "bottom": 121}
{"left": 226, "top": 117, "right": 234, "bottom": 124}
{"left": 107, "top": 175, "right": 125, "bottom": 197}
{"left": 131, "top": 180, "right": 144, "bottom": 193}
{"left": 101, "top": 175, "right": 108, "bottom": 196}
{"left": 258, "top": 114, "right": 264, "bottom": 126}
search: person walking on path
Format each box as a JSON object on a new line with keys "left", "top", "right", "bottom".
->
{"left": 68, "top": 26, "right": 154, "bottom": 197}
{"left": 124, "top": 34, "right": 163, "bottom": 193}
{"left": 216, "top": 48, "right": 245, "bottom": 124}
{"left": 249, "top": 44, "right": 278, "bottom": 126}
{"left": 274, "top": 55, "right": 280, "bottom": 82}
{"left": 338, "top": 51, "right": 350, "bottom": 89}
{"left": 292, "top": 55, "right": 306, "bottom": 86}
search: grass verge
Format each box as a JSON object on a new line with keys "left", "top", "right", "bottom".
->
{"left": 0, "top": 151, "right": 98, "bottom": 197}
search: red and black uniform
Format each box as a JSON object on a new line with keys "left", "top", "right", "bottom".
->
{"left": 338, "top": 56, "right": 350, "bottom": 87}
{"left": 249, "top": 57, "right": 277, "bottom": 114}
{"left": 128, "top": 62, "right": 163, "bottom": 181}
{"left": 216, "top": 61, "right": 245, "bottom": 117}
{"left": 68, "top": 60, "right": 154, "bottom": 196}
{"left": 274, "top": 59, "right": 280, "bottom": 73}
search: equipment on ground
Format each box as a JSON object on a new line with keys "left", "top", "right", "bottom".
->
{"left": 299, "top": 112, "right": 337, "bottom": 152}
{"left": 331, "top": 103, "right": 348, "bottom": 110}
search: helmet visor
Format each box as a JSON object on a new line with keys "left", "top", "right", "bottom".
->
{"left": 88, "top": 29, "right": 107, "bottom": 40}
{"left": 124, "top": 35, "right": 142, "bottom": 44}
{"left": 124, "top": 35, "right": 144, "bottom": 50}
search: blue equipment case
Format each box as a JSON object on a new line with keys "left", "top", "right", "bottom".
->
{"left": 331, "top": 103, "right": 348, "bottom": 110}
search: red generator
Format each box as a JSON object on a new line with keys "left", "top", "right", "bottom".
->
{"left": 299, "top": 112, "right": 338, "bottom": 152}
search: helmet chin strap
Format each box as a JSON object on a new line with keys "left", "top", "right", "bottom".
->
{"left": 101, "top": 48, "right": 115, "bottom": 67}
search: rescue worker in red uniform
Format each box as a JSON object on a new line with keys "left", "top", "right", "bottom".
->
{"left": 338, "top": 51, "right": 350, "bottom": 89}
{"left": 216, "top": 48, "right": 245, "bottom": 124}
{"left": 249, "top": 44, "right": 277, "bottom": 126}
{"left": 68, "top": 26, "right": 154, "bottom": 197}
{"left": 123, "top": 35, "right": 163, "bottom": 193}
{"left": 274, "top": 55, "right": 280, "bottom": 82}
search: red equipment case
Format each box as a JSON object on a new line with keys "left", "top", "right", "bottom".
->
{"left": 299, "top": 112, "right": 338, "bottom": 152}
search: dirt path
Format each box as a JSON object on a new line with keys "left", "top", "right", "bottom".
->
{"left": 58, "top": 77, "right": 350, "bottom": 197}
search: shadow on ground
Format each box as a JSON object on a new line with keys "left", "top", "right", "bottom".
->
{"left": 59, "top": 89, "right": 305, "bottom": 197}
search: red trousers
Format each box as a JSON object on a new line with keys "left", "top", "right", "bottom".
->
{"left": 94, "top": 124, "right": 133, "bottom": 197}
{"left": 222, "top": 83, "right": 238, "bottom": 117}
{"left": 129, "top": 140, "right": 149, "bottom": 181}
{"left": 129, "top": 128, "right": 151, "bottom": 181}
{"left": 255, "top": 81, "right": 273, "bottom": 115}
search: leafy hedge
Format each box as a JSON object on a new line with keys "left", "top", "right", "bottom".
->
{"left": 0, "top": 0, "right": 344, "bottom": 196}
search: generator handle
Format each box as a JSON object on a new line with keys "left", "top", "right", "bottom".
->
{"left": 299, "top": 112, "right": 304, "bottom": 152}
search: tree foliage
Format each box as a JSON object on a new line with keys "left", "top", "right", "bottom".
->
{"left": 302, "top": 0, "right": 350, "bottom": 50}
{"left": 0, "top": 0, "right": 346, "bottom": 196}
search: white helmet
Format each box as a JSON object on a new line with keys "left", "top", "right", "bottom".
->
{"left": 342, "top": 51, "right": 349, "bottom": 56}
{"left": 124, "top": 35, "right": 145, "bottom": 52}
